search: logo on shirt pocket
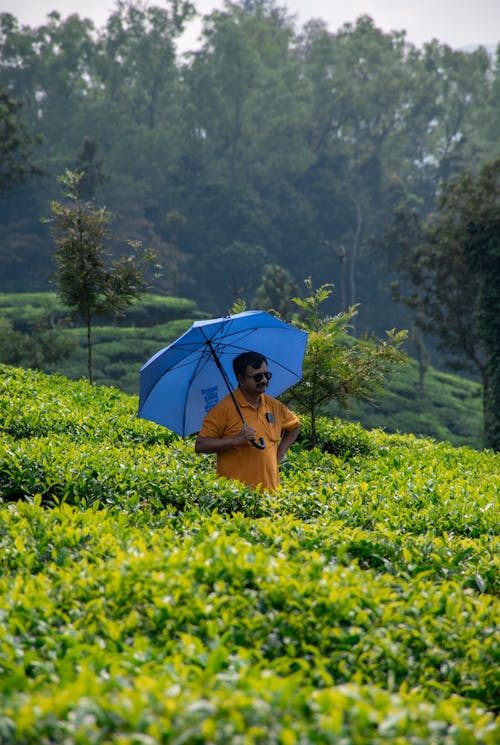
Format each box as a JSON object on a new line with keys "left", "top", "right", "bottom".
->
{"left": 265, "top": 412, "right": 275, "bottom": 424}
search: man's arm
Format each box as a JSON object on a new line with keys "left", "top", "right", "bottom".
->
{"left": 277, "top": 423, "right": 300, "bottom": 463}
{"left": 195, "top": 423, "right": 256, "bottom": 454}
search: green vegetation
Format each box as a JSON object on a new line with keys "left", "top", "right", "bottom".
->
{"left": 0, "top": 292, "right": 202, "bottom": 393}
{"left": 1, "top": 4, "right": 498, "bottom": 338}
{"left": 1, "top": 3, "right": 498, "bottom": 440}
{"left": 0, "top": 292, "right": 200, "bottom": 331}
{"left": 49, "top": 170, "right": 157, "bottom": 384}
{"left": 387, "top": 159, "right": 500, "bottom": 450}
{"left": 332, "top": 360, "right": 483, "bottom": 450}
{"left": 0, "top": 85, "right": 40, "bottom": 193}
{"left": 0, "top": 292, "right": 484, "bottom": 447}
{"left": 0, "top": 364, "right": 498, "bottom": 742}
{"left": 49, "top": 321, "right": 201, "bottom": 395}
{"left": 284, "top": 281, "right": 407, "bottom": 448}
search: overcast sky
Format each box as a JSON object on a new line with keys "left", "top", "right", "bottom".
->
{"left": 1, "top": 0, "right": 499, "bottom": 51}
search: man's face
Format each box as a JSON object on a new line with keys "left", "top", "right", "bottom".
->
{"left": 241, "top": 361, "right": 270, "bottom": 394}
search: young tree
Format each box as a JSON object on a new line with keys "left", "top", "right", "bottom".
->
{"left": 282, "top": 279, "right": 407, "bottom": 447}
{"left": 48, "top": 170, "right": 156, "bottom": 383}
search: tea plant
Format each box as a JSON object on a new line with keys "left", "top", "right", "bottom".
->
{"left": 0, "top": 364, "right": 499, "bottom": 743}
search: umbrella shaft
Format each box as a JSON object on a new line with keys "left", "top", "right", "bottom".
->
{"left": 206, "top": 339, "right": 246, "bottom": 426}
{"left": 207, "top": 339, "right": 265, "bottom": 449}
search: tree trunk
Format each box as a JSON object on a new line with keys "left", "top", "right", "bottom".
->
{"left": 310, "top": 408, "right": 317, "bottom": 450}
{"left": 482, "top": 336, "right": 500, "bottom": 451}
{"left": 349, "top": 197, "right": 363, "bottom": 333}
{"left": 413, "top": 324, "right": 427, "bottom": 394}
{"left": 337, "top": 244, "right": 347, "bottom": 313}
{"left": 86, "top": 313, "right": 93, "bottom": 384}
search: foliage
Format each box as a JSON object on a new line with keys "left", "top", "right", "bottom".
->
{"left": 284, "top": 280, "right": 407, "bottom": 447}
{"left": 0, "top": 291, "right": 200, "bottom": 331}
{"left": 47, "top": 320, "right": 200, "bottom": 394}
{"left": 296, "top": 414, "right": 372, "bottom": 457}
{"left": 0, "top": 315, "right": 75, "bottom": 369}
{"left": 48, "top": 170, "right": 157, "bottom": 383}
{"left": 0, "top": 364, "right": 499, "bottom": 742}
{"left": 435, "top": 159, "right": 500, "bottom": 450}
{"left": 0, "top": 86, "right": 41, "bottom": 193}
{"left": 252, "top": 263, "right": 300, "bottom": 321}
{"left": 73, "top": 137, "right": 109, "bottom": 201}
{"left": 329, "top": 360, "right": 483, "bottom": 450}
{"left": 0, "top": 3, "right": 498, "bottom": 355}
{"left": 0, "top": 291, "right": 483, "bottom": 444}
{"left": 391, "top": 159, "right": 500, "bottom": 450}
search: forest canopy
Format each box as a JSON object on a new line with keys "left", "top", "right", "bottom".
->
{"left": 0, "top": 0, "right": 499, "bottom": 347}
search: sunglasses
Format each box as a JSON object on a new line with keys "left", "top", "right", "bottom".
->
{"left": 246, "top": 371, "right": 272, "bottom": 382}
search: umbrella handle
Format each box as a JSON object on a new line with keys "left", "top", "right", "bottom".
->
{"left": 251, "top": 437, "right": 266, "bottom": 449}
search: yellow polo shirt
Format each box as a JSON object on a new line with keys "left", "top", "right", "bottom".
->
{"left": 198, "top": 387, "right": 299, "bottom": 491}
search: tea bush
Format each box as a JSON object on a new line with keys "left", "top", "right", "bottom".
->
{"left": 45, "top": 321, "right": 200, "bottom": 392}
{"left": 0, "top": 364, "right": 498, "bottom": 743}
{"left": 0, "top": 292, "right": 199, "bottom": 330}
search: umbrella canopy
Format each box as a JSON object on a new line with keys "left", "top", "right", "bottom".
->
{"left": 138, "top": 310, "right": 308, "bottom": 436}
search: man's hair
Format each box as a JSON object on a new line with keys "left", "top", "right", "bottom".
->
{"left": 233, "top": 351, "right": 267, "bottom": 379}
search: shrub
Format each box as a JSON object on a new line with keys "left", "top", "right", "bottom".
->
{"left": 0, "top": 365, "right": 499, "bottom": 743}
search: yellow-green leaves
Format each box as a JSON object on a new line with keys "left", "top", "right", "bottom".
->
{"left": 0, "top": 364, "right": 499, "bottom": 743}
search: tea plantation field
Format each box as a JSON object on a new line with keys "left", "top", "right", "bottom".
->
{"left": 0, "top": 364, "right": 498, "bottom": 744}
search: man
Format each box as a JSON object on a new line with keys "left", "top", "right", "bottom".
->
{"left": 195, "top": 351, "right": 300, "bottom": 491}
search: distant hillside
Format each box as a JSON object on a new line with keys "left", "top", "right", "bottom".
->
{"left": 327, "top": 361, "right": 483, "bottom": 451}
{"left": 0, "top": 292, "right": 484, "bottom": 450}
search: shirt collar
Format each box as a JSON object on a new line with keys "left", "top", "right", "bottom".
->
{"left": 234, "top": 386, "right": 265, "bottom": 409}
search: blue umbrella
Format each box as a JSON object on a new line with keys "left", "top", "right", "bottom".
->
{"left": 138, "top": 310, "right": 308, "bottom": 443}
